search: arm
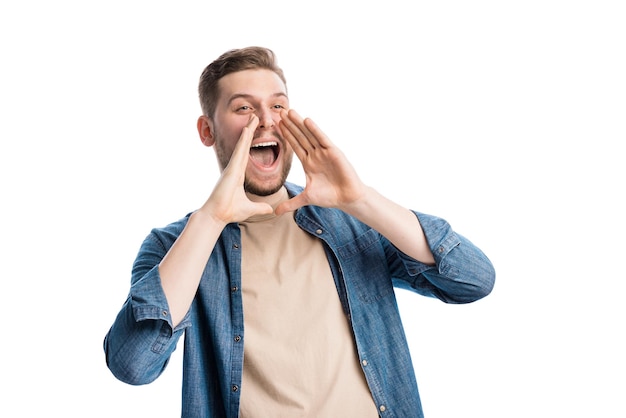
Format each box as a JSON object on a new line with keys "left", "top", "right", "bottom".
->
{"left": 160, "top": 114, "right": 272, "bottom": 326}
{"left": 276, "top": 109, "right": 494, "bottom": 301}
{"left": 391, "top": 211, "right": 495, "bottom": 303}
{"left": 341, "top": 187, "right": 435, "bottom": 264}
{"left": 105, "top": 115, "right": 272, "bottom": 383}
{"left": 276, "top": 109, "right": 434, "bottom": 264}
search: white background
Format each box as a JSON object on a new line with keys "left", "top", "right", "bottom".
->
{"left": 1, "top": 1, "right": 624, "bottom": 417}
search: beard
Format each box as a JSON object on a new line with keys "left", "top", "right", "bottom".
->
{"left": 213, "top": 132, "right": 293, "bottom": 197}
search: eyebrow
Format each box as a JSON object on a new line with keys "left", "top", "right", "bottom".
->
{"left": 227, "top": 92, "right": 288, "bottom": 106}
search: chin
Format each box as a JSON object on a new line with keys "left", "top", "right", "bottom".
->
{"left": 244, "top": 161, "right": 292, "bottom": 196}
{"left": 244, "top": 178, "right": 285, "bottom": 197}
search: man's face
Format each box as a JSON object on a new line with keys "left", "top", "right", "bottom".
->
{"left": 209, "top": 69, "right": 293, "bottom": 196}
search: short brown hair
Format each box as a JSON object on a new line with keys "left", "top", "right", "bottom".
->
{"left": 198, "top": 46, "right": 287, "bottom": 118}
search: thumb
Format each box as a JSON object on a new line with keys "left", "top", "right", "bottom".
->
{"left": 253, "top": 202, "right": 274, "bottom": 216}
{"left": 274, "top": 194, "right": 308, "bottom": 216}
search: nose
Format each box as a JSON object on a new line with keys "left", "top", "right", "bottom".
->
{"left": 256, "top": 108, "right": 275, "bottom": 129}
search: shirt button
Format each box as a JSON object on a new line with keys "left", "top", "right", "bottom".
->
{"left": 438, "top": 246, "right": 444, "bottom": 253}
{"left": 362, "top": 360, "right": 368, "bottom": 366}
{"left": 379, "top": 405, "right": 386, "bottom": 412}
{"left": 232, "top": 385, "right": 239, "bottom": 392}
{"left": 315, "top": 228, "right": 323, "bottom": 235}
{"left": 231, "top": 286, "right": 239, "bottom": 292}
{"left": 234, "top": 335, "right": 241, "bottom": 342}
{"left": 233, "top": 243, "right": 240, "bottom": 249}
{"left": 162, "top": 310, "right": 168, "bottom": 317}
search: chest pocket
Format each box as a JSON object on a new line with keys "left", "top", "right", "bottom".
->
{"left": 335, "top": 228, "right": 394, "bottom": 303}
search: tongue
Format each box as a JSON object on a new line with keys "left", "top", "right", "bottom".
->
{"left": 250, "top": 147, "right": 276, "bottom": 167}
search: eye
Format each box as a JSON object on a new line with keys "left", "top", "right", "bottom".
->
{"left": 237, "top": 105, "right": 252, "bottom": 111}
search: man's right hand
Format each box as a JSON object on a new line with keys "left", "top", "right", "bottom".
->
{"left": 199, "top": 114, "right": 273, "bottom": 226}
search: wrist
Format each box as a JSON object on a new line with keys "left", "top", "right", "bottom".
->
{"left": 339, "top": 185, "right": 376, "bottom": 217}
{"left": 190, "top": 206, "right": 229, "bottom": 231}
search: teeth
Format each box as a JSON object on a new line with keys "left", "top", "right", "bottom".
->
{"left": 251, "top": 141, "right": 277, "bottom": 148}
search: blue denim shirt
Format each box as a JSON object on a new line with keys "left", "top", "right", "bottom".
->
{"left": 104, "top": 183, "right": 495, "bottom": 418}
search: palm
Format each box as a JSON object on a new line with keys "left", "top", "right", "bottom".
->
{"left": 277, "top": 110, "right": 365, "bottom": 214}
{"left": 203, "top": 115, "right": 273, "bottom": 223}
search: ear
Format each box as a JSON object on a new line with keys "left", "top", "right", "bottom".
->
{"left": 197, "top": 115, "right": 215, "bottom": 147}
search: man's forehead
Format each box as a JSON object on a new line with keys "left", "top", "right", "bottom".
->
{"left": 217, "top": 69, "right": 287, "bottom": 99}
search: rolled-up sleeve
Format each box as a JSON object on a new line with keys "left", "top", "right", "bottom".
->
{"left": 392, "top": 211, "right": 495, "bottom": 303}
{"left": 104, "top": 229, "right": 190, "bottom": 385}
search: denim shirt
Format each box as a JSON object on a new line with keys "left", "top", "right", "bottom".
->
{"left": 104, "top": 183, "right": 495, "bottom": 418}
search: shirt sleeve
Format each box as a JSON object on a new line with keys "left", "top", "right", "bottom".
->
{"left": 103, "top": 228, "right": 191, "bottom": 385}
{"left": 390, "top": 211, "right": 496, "bottom": 303}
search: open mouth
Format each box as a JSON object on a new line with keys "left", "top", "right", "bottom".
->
{"left": 250, "top": 141, "right": 279, "bottom": 167}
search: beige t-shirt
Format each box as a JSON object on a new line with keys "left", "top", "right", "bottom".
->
{"left": 238, "top": 190, "right": 378, "bottom": 417}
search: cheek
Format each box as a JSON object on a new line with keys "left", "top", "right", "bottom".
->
{"left": 213, "top": 128, "right": 243, "bottom": 169}
{"left": 216, "top": 123, "right": 245, "bottom": 148}
{"left": 282, "top": 141, "right": 295, "bottom": 157}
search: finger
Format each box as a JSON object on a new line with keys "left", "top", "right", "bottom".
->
{"left": 274, "top": 193, "right": 308, "bottom": 215}
{"left": 281, "top": 109, "right": 321, "bottom": 151}
{"left": 227, "top": 115, "right": 259, "bottom": 172}
{"left": 251, "top": 202, "right": 274, "bottom": 216}
{"left": 279, "top": 117, "right": 308, "bottom": 161}
{"left": 289, "top": 109, "right": 322, "bottom": 149}
{"left": 303, "top": 117, "right": 333, "bottom": 149}
{"left": 279, "top": 109, "right": 310, "bottom": 160}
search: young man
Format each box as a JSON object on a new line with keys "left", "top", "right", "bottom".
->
{"left": 104, "top": 46, "right": 495, "bottom": 418}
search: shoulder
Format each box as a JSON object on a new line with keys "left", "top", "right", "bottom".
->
{"left": 146, "top": 212, "right": 192, "bottom": 245}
